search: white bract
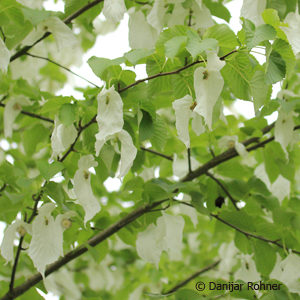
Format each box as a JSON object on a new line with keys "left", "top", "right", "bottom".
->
{"left": 240, "top": 0, "right": 266, "bottom": 26}
{"left": 281, "top": 11, "right": 300, "bottom": 54}
{"left": 95, "top": 87, "right": 137, "bottom": 177}
{"left": 4, "top": 96, "right": 32, "bottom": 138}
{"left": 136, "top": 213, "right": 185, "bottom": 267}
{"left": 129, "top": 10, "right": 158, "bottom": 49}
{"left": 103, "top": 0, "right": 126, "bottom": 23}
{"left": 194, "top": 51, "right": 225, "bottom": 130}
{"left": 41, "top": 17, "right": 78, "bottom": 51}
{"left": 172, "top": 95, "right": 205, "bottom": 148}
{"left": 44, "top": 268, "right": 81, "bottom": 300}
{"left": 274, "top": 108, "right": 295, "bottom": 156}
{"left": 51, "top": 116, "right": 77, "bottom": 159}
{"left": 28, "top": 203, "right": 74, "bottom": 277}
{"left": 192, "top": 0, "right": 214, "bottom": 30}
{"left": 0, "top": 38, "right": 10, "bottom": 73}
{"left": 255, "top": 164, "right": 290, "bottom": 203}
{"left": 234, "top": 254, "right": 261, "bottom": 282}
{"left": 146, "top": 0, "right": 166, "bottom": 33}
{"left": 73, "top": 155, "right": 100, "bottom": 224}
{"left": 0, "top": 220, "right": 29, "bottom": 263}
{"left": 270, "top": 253, "right": 300, "bottom": 294}
{"left": 218, "top": 135, "right": 248, "bottom": 157}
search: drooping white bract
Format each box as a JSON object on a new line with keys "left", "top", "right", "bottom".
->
{"left": 128, "top": 10, "right": 158, "bottom": 49}
{"left": 0, "top": 220, "right": 29, "bottom": 263}
{"left": 103, "top": 0, "right": 126, "bottom": 23}
{"left": 172, "top": 95, "right": 205, "bottom": 148}
{"left": 192, "top": 0, "right": 214, "bottom": 30}
{"left": 234, "top": 254, "right": 261, "bottom": 282}
{"left": 51, "top": 116, "right": 77, "bottom": 159}
{"left": 281, "top": 11, "right": 300, "bottom": 54}
{"left": 0, "top": 38, "right": 10, "bottom": 73}
{"left": 95, "top": 87, "right": 124, "bottom": 150}
{"left": 95, "top": 87, "right": 137, "bottom": 177}
{"left": 4, "top": 96, "right": 32, "bottom": 138}
{"left": 136, "top": 213, "right": 185, "bottom": 267}
{"left": 217, "top": 242, "right": 238, "bottom": 280}
{"left": 254, "top": 164, "right": 290, "bottom": 203}
{"left": 74, "top": 155, "right": 100, "bottom": 224}
{"left": 270, "top": 253, "right": 300, "bottom": 294}
{"left": 42, "top": 17, "right": 77, "bottom": 51}
{"left": 44, "top": 268, "right": 81, "bottom": 300}
{"left": 218, "top": 135, "right": 248, "bottom": 157}
{"left": 240, "top": 0, "right": 266, "bottom": 26}
{"left": 28, "top": 203, "right": 74, "bottom": 277}
{"left": 146, "top": 0, "right": 166, "bottom": 33}
{"left": 274, "top": 108, "right": 295, "bottom": 155}
{"left": 194, "top": 51, "right": 225, "bottom": 130}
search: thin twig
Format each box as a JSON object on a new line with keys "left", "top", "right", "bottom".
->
{"left": 211, "top": 214, "right": 300, "bottom": 255}
{"left": 182, "top": 124, "right": 300, "bottom": 182}
{"left": 8, "top": 187, "right": 45, "bottom": 294}
{"left": 187, "top": 148, "right": 192, "bottom": 173}
{"left": 0, "top": 103, "right": 54, "bottom": 124}
{"left": 140, "top": 146, "right": 173, "bottom": 161}
{"left": 0, "top": 199, "right": 168, "bottom": 300}
{"left": 10, "top": 0, "right": 105, "bottom": 62}
{"left": 9, "top": 237, "right": 24, "bottom": 295}
{"left": 163, "top": 260, "right": 220, "bottom": 295}
{"left": 26, "top": 53, "right": 100, "bottom": 88}
{"left": 118, "top": 50, "right": 238, "bottom": 93}
{"left": 0, "top": 27, "right": 6, "bottom": 42}
{"left": 205, "top": 171, "right": 239, "bottom": 211}
{"left": 59, "top": 115, "right": 97, "bottom": 162}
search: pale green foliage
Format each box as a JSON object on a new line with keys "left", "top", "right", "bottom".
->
{"left": 0, "top": 0, "right": 300, "bottom": 299}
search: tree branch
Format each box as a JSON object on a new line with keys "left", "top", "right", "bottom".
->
{"left": 162, "top": 260, "right": 220, "bottom": 295}
{"left": 140, "top": 146, "right": 173, "bottom": 161}
{"left": 0, "top": 103, "right": 54, "bottom": 124}
{"left": 0, "top": 199, "right": 168, "bottom": 300}
{"left": 58, "top": 116, "right": 97, "bottom": 162}
{"left": 205, "top": 171, "right": 239, "bottom": 211}
{"left": 26, "top": 53, "right": 100, "bottom": 88}
{"left": 9, "top": 0, "right": 105, "bottom": 62}
{"left": 182, "top": 124, "right": 300, "bottom": 182}
{"left": 119, "top": 50, "right": 237, "bottom": 93}
{"left": 211, "top": 214, "right": 300, "bottom": 255}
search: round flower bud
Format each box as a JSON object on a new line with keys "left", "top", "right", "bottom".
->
{"left": 17, "top": 225, "right": 27, "bottom": 237}
{"left": 61, "top": 218, "right": 72, "bottom": 229}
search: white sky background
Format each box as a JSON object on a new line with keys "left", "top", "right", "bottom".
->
{"left": 0, "top": 0, "right": 279, "bottom": 299}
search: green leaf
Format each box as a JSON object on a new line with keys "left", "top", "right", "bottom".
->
{"left": 253, "top": 240, "right": 276, "bottom": 276}
{"left": 186, "top": 31, "right": 218, "bottom": 58}
{"left": 250, "top": 68, "right": 272, "bottom": 113}
{"left": 88, "top": 56, "right": 124, "bottom": 78}
{"left": 175, "top": 289, "right": 204, "bottom": 300}
{"left": 37, "top": 161, "right": 64, "bottom": 181}
{"left": 272, "top": 39, "right": 295, "bottom": 75}
{"left": 203, "top": 0, "right": 231, "bottom": 22}
{"left": 221, "top": 52, "right": 254, "bottom": 100}
{"left": 124, "top": 49, "right": 154, "bottom": 65}
{"left": 264, "top": 142, "right": 287, "bottom": 183}
{"left": 265, "top": 50, "right": 286, "bottom": 84}
{"left": 21, "top": 7, "right": 51, "bottom": 25}
{"left": 164, "top": 35, "right": 187, "bottom": 58}
{"left": 247, "top": 24, "right": 276, "bottom": 49}
{"left": 139, "top": 110, "right": 154, "bottom": 142}
{"left": 22, "top": 124, "right": 48, "bottom": 156}
{"left": 204, "top": 24, "right": 239, "bottom": 52}
{"left": 58, "top": 103, "right": 76, "bottom": 126}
